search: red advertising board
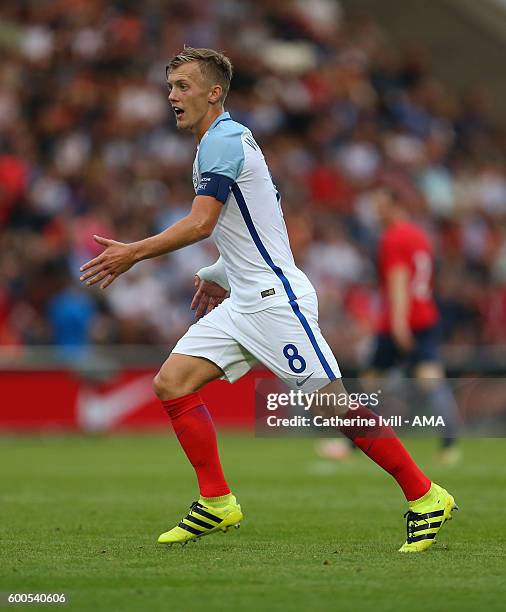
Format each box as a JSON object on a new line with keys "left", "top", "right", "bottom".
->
{"left": 0, "top": 369, "right": 267, "bottom": 431}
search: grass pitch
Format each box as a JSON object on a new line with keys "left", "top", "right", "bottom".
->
{"left": 0, "top": 433, "right": 504, "bottom": 611}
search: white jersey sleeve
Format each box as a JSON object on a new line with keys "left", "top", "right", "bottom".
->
{"left": 196, "top": 256, "right": 230, "bottom": 291}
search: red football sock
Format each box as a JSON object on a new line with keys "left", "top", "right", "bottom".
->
{"left": 162, "top": 392, "right": 230, "bottom": 498}
{"left": 338, "top": 406, "right": 431, "bottom": 501}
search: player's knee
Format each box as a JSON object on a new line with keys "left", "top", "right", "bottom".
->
{"left": 414, "top": 363, "right": 444, "bottom": 391}
{"left": 152, "top": 372, "right": 167, "bottom": 400}
{"left": 153, "top": 368, "right": 191, "bottom": 401}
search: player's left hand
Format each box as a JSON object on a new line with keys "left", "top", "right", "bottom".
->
{"left": 191, "top": 275, "right": 228, "bottom": 318}
{"left": 393, "top": 327, "right": 415, "bottom": 353}
{"left": 79, "top": 235, "right": 136, "bottom": 289}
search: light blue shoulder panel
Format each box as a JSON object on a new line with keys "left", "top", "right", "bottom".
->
{"left": 198, "top": 120, "right": 246, "bottom": 182}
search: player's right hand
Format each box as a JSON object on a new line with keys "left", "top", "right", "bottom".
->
{"left": 79, "top": 235, "right": 136, "bottom": 289}
{"left": 191, "top": 275, "right": 228, "bottom": 318}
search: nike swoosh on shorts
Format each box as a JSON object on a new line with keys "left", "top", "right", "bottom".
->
{"left": 296, "top": 372, "right": 314, "bottom": 387}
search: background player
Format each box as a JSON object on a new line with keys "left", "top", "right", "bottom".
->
{"left": 79, "top": 47, "right": 457, "bottom": 552}
{"left": 319, "top": 185, "right": 460, "bottom": 464}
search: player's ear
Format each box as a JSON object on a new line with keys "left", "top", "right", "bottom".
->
{"left": 208, "top": 84, "right": 222, "bottom": 105}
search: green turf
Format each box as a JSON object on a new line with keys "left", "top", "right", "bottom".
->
{"left": 0, "top": 434, "right": 504, "bottom": 611}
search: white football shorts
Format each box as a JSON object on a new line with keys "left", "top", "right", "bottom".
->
{"left": 172, "top": 292, "right": 341, "bottom": 393}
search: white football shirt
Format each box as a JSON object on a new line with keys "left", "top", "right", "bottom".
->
{"left": 193, "top": 112, "right": 315, "bottom": 313}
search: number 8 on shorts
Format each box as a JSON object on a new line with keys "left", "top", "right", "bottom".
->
{"left": 282, "top": 344, "right": 307, "bottom": 374}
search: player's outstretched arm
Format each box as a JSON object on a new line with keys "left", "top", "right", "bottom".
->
{"left": 79, "top": 196, "right": 222, "bottom": 289}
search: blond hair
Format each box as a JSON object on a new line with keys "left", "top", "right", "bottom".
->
{"left": 166, "top": 46, "right": 233, "bottom": 103}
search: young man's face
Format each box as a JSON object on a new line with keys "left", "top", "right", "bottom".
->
{"left": 372, "top": 188, "right": 395, "bottom": 227}
{"left": 167, "top": 61, "right": 213, "bottom": 133}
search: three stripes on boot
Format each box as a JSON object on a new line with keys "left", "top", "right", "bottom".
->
{"left": 178, "top": 502, "right": 223, "bottom": 536}
{"left": 404, "top": 509, "right": 445, "bottom": 543}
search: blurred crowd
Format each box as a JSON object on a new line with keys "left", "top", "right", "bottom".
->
{"left": 0, "top": 0, "right": 505, "bottom": 365}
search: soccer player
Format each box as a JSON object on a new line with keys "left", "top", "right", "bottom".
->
{"left": 79, "top": 47, "right": 457, "bottom": 552}
{"left": 370, "top": 185, "right": 460, "bottom": 459}
{"left": 319, "top": 185, "right": 460, "bottom": 463}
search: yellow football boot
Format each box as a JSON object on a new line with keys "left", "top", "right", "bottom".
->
{"left": 399, "top": 482, "right": 458, "bottom": 553}
{"left": 158, "top": 495, "right": 243, "bottom": 546}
